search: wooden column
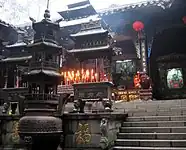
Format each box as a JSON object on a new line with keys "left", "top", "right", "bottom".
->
{"left": 135, "top": 32, "right": 147, "bottom": 73}
{"left": 140, "top": 37, "right": 147, "bottom": 73}
{"left": 15, "top": 65, "right": 19, "bottom": 88}
{"left": 4, "top": 66, "right": 8, "bottom": 88}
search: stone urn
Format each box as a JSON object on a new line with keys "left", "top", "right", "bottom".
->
{"left": 18, "top": 116, "right": 62, "bottom": 150}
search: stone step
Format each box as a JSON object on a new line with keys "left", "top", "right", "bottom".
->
{"left": 127, "top": 116, "right": 186, "bottom": 122}
{"left": 123, "top": 121, "right": 186, "bottom": 127}
{"left": 115, "top": 139, "right": 186, "bottom": 147}
{"left": 119, "top": 107, "right": 186, "bottom": 113}
{"left": 114, "top": 100, "right": 186, "bottom": 110}
{"left": 120, "top": 127, "right": 186, "bottom": 133}
{"left": 124, "top": 107, "right": 186, "bottom": 112}
{"left": 113, "top": 146, "right": 186, "bottom": 150}
{"left": 128, "top": 110, "right": 184, "bottom": 117}
{"left": 117, "top": 133, "right": 186, "bottom": 140}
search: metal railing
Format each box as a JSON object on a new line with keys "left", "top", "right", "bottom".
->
{"left": 29, "top": 61, "right": 59, "bottom": 72}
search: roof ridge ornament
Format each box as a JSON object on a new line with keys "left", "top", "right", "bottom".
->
{"left": 44, "top": 0, "right": 51, "bottom": 20}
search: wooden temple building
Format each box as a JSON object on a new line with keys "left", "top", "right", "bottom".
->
{"left": 0, "top": 0, "right": 186, "bottom": 100}
{"left": 99, "top": 0, "right": 186, "bottom": 99}
{"left": 57, "top": 0, "right": 186, "bottom": 100}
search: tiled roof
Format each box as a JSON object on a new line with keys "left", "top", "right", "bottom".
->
{"left": 0, "top": 19, "right": 18, "bottom": 45}
{"left": 0, "top": 18, "right": 16, "bottom": 30}
{"left": 70, "top": 28, "right": 107, "bottom": 37}
{"left": 98, "top": 0, "right": 174, "bottom": 16}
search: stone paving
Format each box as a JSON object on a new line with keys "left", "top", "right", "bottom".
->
{"left": 65, "top": 99, "right": 186, "bottom": 114}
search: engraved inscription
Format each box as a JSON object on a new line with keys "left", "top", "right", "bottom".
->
{"left": 75, "top": 123, "right": 91, "bottom": 144}
{"left": 12, "top": 121, "right": 20, "bottom": 143}
{"left": 76, "top": 89, "right": 107, "bottom": 99}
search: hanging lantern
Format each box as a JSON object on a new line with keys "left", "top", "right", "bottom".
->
{"left": 182, "top": 16, "right": 186, "bottom": 24}
{"left": 133, "top": 21, "right": 144, "bottom": 32}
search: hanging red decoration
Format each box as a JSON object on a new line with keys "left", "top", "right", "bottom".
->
{"left": 133, "top": 21, "right": 144, "bottom": 32}
{"left": 182, "top": 16, "right": 186, "bottom": 24}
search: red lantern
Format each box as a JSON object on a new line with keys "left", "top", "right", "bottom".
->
{"left": 133, "top": 21, "right": 144, "bottom": 32}
{"left": 182, "top": 16, "right": 186, "bottom": 24}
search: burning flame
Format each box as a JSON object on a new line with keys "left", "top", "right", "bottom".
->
{"left": 62, "top": 68, "right": 105, "bottom": 85}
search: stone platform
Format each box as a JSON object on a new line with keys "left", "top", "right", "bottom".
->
{"left": 1, "top": 99, "right": 186, "bottom": 149}
{"left": 62, "top": 112, "right": 127, "bottom": 150}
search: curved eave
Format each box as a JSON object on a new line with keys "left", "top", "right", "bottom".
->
{"left": 70, "top": 29, "right": 108, "bottom": 37}
{"left": 27, "top": 41, "right": 62, "bottom": 49}
{"left": 6, "top": 42, "right": 27, "bottom": 48}
{"left": 68, "top": 45, "right": 111, "bottom": 53}
{"left": 26, "top": 70, "right": 61, "bottom": 77}
{"left": 0, "top": 55, "right": 32, "bottom": 63}
{"left": 98, "top": 0, "right": 174, "bottom": 16}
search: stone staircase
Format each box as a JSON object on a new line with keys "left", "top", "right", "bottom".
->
{"left": 113, "top": 99, "right": 186, "bottom": 150}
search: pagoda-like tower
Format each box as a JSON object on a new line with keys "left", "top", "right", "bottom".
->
{"left": 58, "top": 0, "right": 104, "bottom": 49}
{"left": 69, "top": 19, "right": 113, "bottom": 82}
{"left": 18, "top": 9, "right": 63, "bottom": 150}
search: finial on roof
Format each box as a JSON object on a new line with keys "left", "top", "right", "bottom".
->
{"left": 44, "top": 0, "right": 50, "bottom": 19}
{"left": 46, "top": 0, "right": 49, "bottom": 9}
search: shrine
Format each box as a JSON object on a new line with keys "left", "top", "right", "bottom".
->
{"left": 62, "top": 20, "right": 126, "bottom": 147}
{"left": 65, "top": 13, "right": 114, "bottom": 111}
{"left": 59, "top": 3, "right": 126, "bottom": 150}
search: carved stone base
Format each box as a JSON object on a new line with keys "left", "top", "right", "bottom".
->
{"left": 29, "top": 135, "right": 61, "bottom": 150}
{"left": 63, "top": 113, "right": 127, "bottom": 150}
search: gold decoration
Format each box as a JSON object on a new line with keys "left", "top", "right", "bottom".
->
{"left": 75, "top": 123, "right": 91, "bottom": 144}
{"left": 12, "top": 121, "right": 20, "bottom": 143}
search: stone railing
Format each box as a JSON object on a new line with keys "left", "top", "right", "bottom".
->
{"left": 62, "top": 113, "right": 127, "bottom": 150}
